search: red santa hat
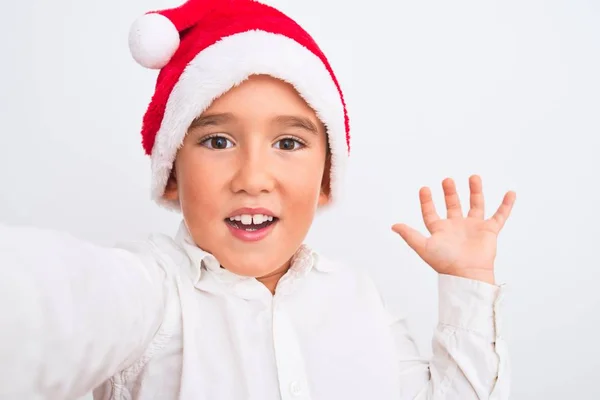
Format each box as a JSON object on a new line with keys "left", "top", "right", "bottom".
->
{"left": 128, "top": 0, "right": 350, "bottom": 210}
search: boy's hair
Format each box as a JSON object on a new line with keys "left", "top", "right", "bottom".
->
{"left": 128, "top": 0, "right": 350, "bottom": 210}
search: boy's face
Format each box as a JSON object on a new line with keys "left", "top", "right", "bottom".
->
{"left": 164, "top": 75, "right": 330, "bottom": 279}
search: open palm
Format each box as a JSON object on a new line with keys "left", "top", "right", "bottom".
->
{"left": 392, "top": 175, "right": 516, "bottom": 284}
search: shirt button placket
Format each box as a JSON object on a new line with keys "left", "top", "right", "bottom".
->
{"left": 272, "top": 300, "right": 311, "bottom": 400}
{"left": 289, "top": 381, "right": 302, "bottom": 396}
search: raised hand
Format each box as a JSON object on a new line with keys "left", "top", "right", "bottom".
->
{"left": 392, "top": 175, "right": 516, "bottom": 285}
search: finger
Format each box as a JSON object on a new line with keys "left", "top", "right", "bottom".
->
{"left": 467, "top": 174, "right": 485, "bottom": 219}
{"left": 419, "top": 187, "right": 440, "bottom": 231}
{"left": 442, "top": 178, "right": 463, "bottom": 218}
{"left": 392, "top": 224, "right": 428, "bottom": 258}
{"left": 490, "top": 191, "right": 516, "bottom": 231}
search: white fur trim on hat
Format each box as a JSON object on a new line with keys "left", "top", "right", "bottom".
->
{"left": 150, "top": 30, "right": 348, "bottom": 210}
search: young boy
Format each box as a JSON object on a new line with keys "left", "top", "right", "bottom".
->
{"left": 0, "top": 0, "right": 516, "bottom": 399}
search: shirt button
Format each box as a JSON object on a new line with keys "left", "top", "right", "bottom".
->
{"left": 289, "top": 381, "right": 302, "bottom": 396}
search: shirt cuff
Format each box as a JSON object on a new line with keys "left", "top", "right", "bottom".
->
{"left": 438, "top": 274, "right": 505, "bottom": 340}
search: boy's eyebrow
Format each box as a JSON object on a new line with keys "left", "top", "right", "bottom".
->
{"left": 274, "top": 115, "right": 320, "bottom": 135}
{"left": 189, "top": 113, "right": 235, "bottom": 129}
{"left": 189, "top": 113, "right": 320, "bottom": 134}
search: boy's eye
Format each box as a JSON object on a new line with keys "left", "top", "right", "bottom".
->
{"left": 274, "top": 138, "right": 304, "bottom": 151}
{"left": 201, "top": 136, "right": 234, "bottom": 150}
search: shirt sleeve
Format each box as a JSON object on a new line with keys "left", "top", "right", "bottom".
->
{"left": 390, "top": 274, "right": 509, "bottom": 399}
{"left": 0, "top": 223, "right": 168, "bottom": 400}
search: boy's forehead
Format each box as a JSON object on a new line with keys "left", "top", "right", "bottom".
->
{"left": 193, "top": 75, "right": 324, "bottom": 127}
{"left": 225, "top": 75, "right": 310, "bottom": 105}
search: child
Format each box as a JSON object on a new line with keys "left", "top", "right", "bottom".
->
{"left": 0, "top": 0, "right": 516, "bottom": 399}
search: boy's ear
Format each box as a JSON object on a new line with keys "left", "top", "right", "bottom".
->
{"left": 318, "top": 153, "right": 332, "bottom": 207}
{"left": 163, "top": 167, "right": 179, "bottom": 202}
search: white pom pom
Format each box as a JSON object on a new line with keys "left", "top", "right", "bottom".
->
{"left": 128, "top": 13, "right": 180, "bottom": 69}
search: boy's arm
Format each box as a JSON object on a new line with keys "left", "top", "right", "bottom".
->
{"left": 390, "top": 274, "right": 508, "bottom": 399}
{"left": 0, "top": 223, "right": 168, "bottom": 399}
{"left": 389, "top": 176, "right": 514, "bottom": 398}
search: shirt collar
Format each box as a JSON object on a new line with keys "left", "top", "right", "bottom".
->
{"left": 174, "top": 221, "right": 216, "bottom": 284}
{"left": 173, "top": 220, "right": 337, "bottom": 290}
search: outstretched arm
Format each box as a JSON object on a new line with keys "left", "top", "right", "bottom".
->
{"left": 391, "top": 175, "right": 515, "bottom": 399}
{"left": 0, "top": 224, "right": 167, "bottom": 399}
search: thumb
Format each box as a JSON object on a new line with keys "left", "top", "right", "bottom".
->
{"left": 391, "top": 223, "right": 428, "bottom": 258}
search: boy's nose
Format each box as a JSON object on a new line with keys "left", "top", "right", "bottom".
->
{"left": 230, "top": 152, "right": 276, "bottom": 196}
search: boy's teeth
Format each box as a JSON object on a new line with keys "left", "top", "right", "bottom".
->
{"left": 228, "top": 214, "right": 275, "bottom": 225}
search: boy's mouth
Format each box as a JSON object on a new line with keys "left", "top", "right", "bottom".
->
{"left": 224, "top": 208, "right": 279, "bottom": 241}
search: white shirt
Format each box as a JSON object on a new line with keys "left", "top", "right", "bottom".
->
{"left": 0, "top": 222, "right": 508, "bottom": 400}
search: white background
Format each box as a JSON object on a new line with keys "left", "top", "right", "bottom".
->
{"left": 1, "top": 0, "right": 599, "bottom": 399}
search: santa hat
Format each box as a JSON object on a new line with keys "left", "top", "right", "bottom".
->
{"left": 128, "top": 0, "right": 350, "bottom": 210}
